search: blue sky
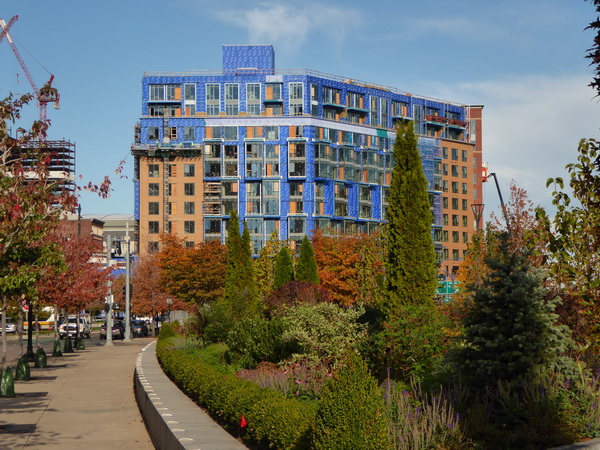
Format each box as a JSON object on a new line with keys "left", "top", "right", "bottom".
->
{"left": 1, "top": 0, "right": 598, "bottom": 219}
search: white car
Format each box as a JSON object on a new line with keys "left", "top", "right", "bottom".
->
{"left": 4, "top": 318, "right": 16, "bottom": 334}
{"left": 59, "top": 317, "right": 91, "bottom": 339}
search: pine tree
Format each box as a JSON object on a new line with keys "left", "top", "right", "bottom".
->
{"left": 273, "top": 246, "right": 294, "bottom": 289}
{"left": 384, "top": 124, "right": 437, "bottom": 313}
{"left": 295, "top": 235, "right": 319, "bottom": 284}
{"left": 453, "top": 233, "right": 575, "bottom": 389}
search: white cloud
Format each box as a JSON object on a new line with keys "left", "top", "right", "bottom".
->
{"left": 212, "top": 1, "right": 360, "bottom": 53}
{"left": 428, "top": 75, "right": 599, "bottom": 216}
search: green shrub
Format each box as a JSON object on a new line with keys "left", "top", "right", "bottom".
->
{"left": 157, "top": 335, "right": 317, "bottom": 449}
{"left": 281, "top": 303, "right": 367, "bottom": 369}
{"left": 225, "top": 317, "right": 297, "bottom": 369}
{"left": 158, "top": 320, "right": 178, "bottom": 340}
{"left": 312, "top": 352, "right": 389, "bottom": 449}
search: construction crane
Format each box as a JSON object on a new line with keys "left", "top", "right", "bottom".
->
{"left": 0, "top": 15, "right": 60, "bottom": 122}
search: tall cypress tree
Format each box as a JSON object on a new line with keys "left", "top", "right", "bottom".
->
{"left": 295, "top": 235, "right": 320, "bottom": 284}
{"left": 273, "top": 246, "right": 294, "bottom": 289}
{"left": 224, "top": 210, "right": 259, "bottom": 319}
{"left": 384, "top": 124, "right": 437, "bottom": 313}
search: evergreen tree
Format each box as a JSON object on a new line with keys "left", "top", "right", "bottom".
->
{"left": 255, "top": 230, "right": 285, "bottom": 299}
{"left": 384, "top": 124, "right": 437, "bottom": 313}
{"left": 312, "top": 352, "right": 389, "bottom": 449}
{"left": 452, "top": 233, "right": 575, "bottom": 389}
{"left": 273, "top": 246, "right": 294, "bottom": 289}
{"left": 295, "top": 235, "right": 320, "bottom": 284}
{"left": 223, "top": 210, "right": 259, "bottom": 319}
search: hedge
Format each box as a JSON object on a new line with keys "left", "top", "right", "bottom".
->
{"left": 156, "top": 335, "right": 317, "bottom": 449}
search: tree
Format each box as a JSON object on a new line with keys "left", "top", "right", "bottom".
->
{"left": 36, "top": 226, "right": 108, "bottom": 342}
{"left": 539, "top": 138, "right": 600, "bottom": 352}
{"left": 311, "top": 230, "right": 384, "bottom": 307}
{"left": 312, "top": 352, "right": 389, "bottom": 449}
{"left": 384, "top": 124, "right": 437, "bottom": 314}
{"left": 0, "top": 93, "right": 77, "bottom": 367}
{"left": 452, "top": 233, "right": 575, "bottom": 390}
{"left": 131, "top": 253, "right": 172, "bottom": 335}
{"left": 295, "top": 235, "right": 319, "bottom": 284}
{"left": 223, "top": 211, "right": 259, "bottom": 320}
{"left": 254, "top": 230, "right": 285, "bottom": 299}
{"left": 158, "top": 234, "right": 227, "bottom": 306}
{"left": 273, "top": 246, "right": 294, "bottom": 289}
{"left": 586, "top": 0, "right": 600, "bottom": 95}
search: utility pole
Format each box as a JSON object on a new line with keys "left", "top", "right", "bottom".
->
{"left": 105, "top": 235, "right": 113, "bottom": 346}
{"left": 124, "top": 224, "right": 131, "bottom": 340}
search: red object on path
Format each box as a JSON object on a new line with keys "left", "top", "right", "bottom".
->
{"left": 240, "top": 414, "right": 248, "bottom": 428}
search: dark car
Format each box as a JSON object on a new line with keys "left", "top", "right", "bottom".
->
{"left": 131, "top": 320, "right": 149, "bottom": 337}
{"left": 99, "top": 320, "right": 125, "bottom": 340}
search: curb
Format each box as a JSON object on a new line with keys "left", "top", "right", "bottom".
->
{"left": 134, "top": 341, "right": 247, "bottom": 450}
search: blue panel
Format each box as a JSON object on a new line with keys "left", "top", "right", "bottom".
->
{"left": 223, "top": 45, "right": 275, "bottom": 73}
{"left": 134, "top": 180, "right": 140, "bottom": 221}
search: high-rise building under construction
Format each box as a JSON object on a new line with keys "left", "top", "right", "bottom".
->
{"left": 131, "top": 45, "right": 483, "bottom": 275}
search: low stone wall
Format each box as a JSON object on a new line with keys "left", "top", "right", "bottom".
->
{"left": 134, "top": 341, "right": 246, "bottom": 450}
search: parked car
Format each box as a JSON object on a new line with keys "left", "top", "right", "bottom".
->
{"left": 4, "top": 318, "right": 16, "bottom": 334}
{"left": 99, "top": 320, "right": 125, "bottom": 340}
{"left": 131, "top": 320, "right": 149, "bottom": 337}
{"left": 59, "top": 316, "right": 92, "bottom": 339}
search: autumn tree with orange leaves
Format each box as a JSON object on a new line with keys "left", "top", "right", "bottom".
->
{"left": 36, "top": 225, "right": 109, "bottom": 340}
{"left": 157, "top": 234, "right": 227, "bottom": 306}
{"left": 311, "top": 229, "right": 385, "bottom": 307}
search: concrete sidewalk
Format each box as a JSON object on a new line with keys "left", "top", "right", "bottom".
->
{"left": 0, "top": 338, "right": 154, "bottom": 449}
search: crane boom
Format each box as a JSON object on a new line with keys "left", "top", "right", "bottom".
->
{"left": 0, "top": 15, "right": 59, "bottom": 121}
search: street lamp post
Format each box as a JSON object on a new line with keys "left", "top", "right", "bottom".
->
{"left": 166, "top": 297, "right": 173, "bottom": 323}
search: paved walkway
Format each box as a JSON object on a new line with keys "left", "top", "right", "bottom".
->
{"left": 0, "top": 337, "right": 155, "bottom": 449}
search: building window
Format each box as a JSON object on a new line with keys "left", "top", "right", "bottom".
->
{"left": 452, "top": 198, "right": 459, "bottom": 210}
{"left": 452, "top": 249, "right": 460, "bottom": 260}
{"left": 452, "top": 165, "right": 459, "bottom": 177}
{"left": 148, "top": 221, "right": 159, "bottom": 234}
{"left": 225, "top": 83, "right": 239, "bottom": 115}
{"left": 451, "top": 181, "right": 458, "bottom": 194}
{"left": 443, "top": 197, "right": 448, "bottom": 209}
{"left": 184, "top": 83, "right": 195, "bottom": 101}
{"left": 183, "top": 126, "right": 195, "bottom": 141}
{"left": 452, "top": 214, "right": 459, "bottom": 226}
{"left": 462, "top": 166, "right": 468, "bottom": 178}
{"left": 206, "top": 83, "right": 220, "bottom": 116}
{"left": 148, "top": 202, "right": 159, "bottom": 215}
{"left": 148, "top": 164, "right": 159, "bottom": 177}
{"left": 246, "top": 83, "right": 261, "bottom": 116}
{"left": 289, "top": 83, "right": 303, "bottom": 115}
{"left": 148, "top": 242, "right": 159, "bottom": 253}
{"left": 224, "top": 126, "right": 237, "bottom": 140}
{"left": 462, "top": 149, "right": 468, "bottom": 162}
{"left": 442, "top": 147, "right": 448, "bottom": 159}
{"left": 451, "top": 148, "right": 459, "bottom": 160}
{"left": 148, "top": 183, "right": 159, "bottom": 196}
{"left": 184, "top": 221, "right": 195, "bottom": 234}
{"left": 184, "top": 202, "right": 195, "bottom": 215}
{"left": 266, "top": 83, "right": 282, "bottom": 101}
{"left": 443, "top": 214, "right": 449, "bottom": 225}
{"left": 462, "top": 215, "right": 468, "bottom": 227}
{"left": 184, "top": 183, "right": 195, "bottom": 196}
{"left": 184, "top": 164, "right": 195, "bottom": 177}
{"left": 265, "top": 126, "right": 279, "bottom": 140}
{"left": 462, "top": 199, "right": 468, "bottom": 211}
{"left": 370, "top": 96, "right": 379, "bottom": 125}
{"left": 148, "top": 127, "right": 159, "bottom": 140}
{"left": 463, "top": 232, "right": 469, "bottom": 243}
{"left": 452, "top": 231, "right": 460, "bottom": 243}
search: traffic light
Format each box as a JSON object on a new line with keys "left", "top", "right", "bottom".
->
{"left": 122, "top": 285, "right": 126, "bottom": 298}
